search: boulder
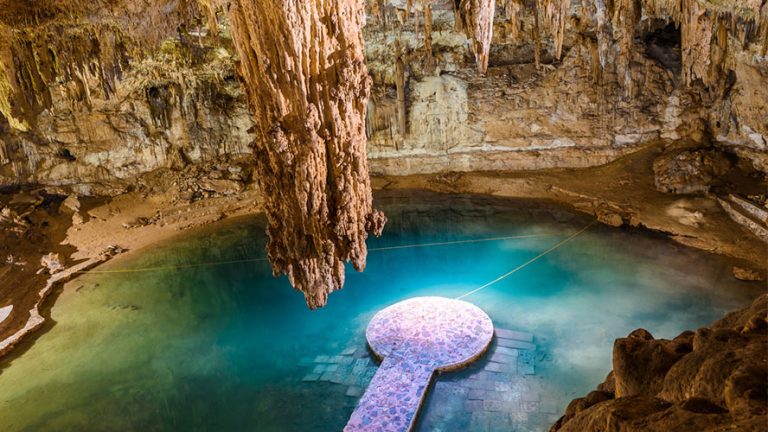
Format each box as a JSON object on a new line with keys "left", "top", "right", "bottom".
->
{"left": 60, "top": 194, "right": 81, "bottom": 213}
{"left": 553, "top": 294, "right": 768, "bottom": 432}
{"left": 39, "top": 253, "right": 64, "bottom": 274}
{"left": 613, "top": 328, "right": 693, "bottom": 397}
{"left": 732, "top": 266, "right": 765, "bottom": 281}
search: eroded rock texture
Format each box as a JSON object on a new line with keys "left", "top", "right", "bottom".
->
{"left": 552, "top": 294, "right": 768, "bottom": 432}
{"left": 363, "top": 0, "right": 768, "bottom": 176}
{"left": 653, "top": 148, "right": 732, "bottom": 194}
{"left": 0, "top": 0, "right": 202, "bottom": 132}
{"left": 225, "top": 0, "right": 386, "bottom": 308}
{"left": 0, "top": 0, "right": 252, "bottom": 196}
{"left": 458, "top": 0, "right": 497, "bottom": 74}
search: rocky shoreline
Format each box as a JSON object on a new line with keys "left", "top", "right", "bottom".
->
{"left": 0, "top": 188, "right": 262, "bottom": 362}
{"left": 551, "top": 294, "right": 768, "bottom": 432}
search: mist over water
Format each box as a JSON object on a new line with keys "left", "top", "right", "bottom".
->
{"left": 0, "top": 192, "right": 762, "bottom": 431}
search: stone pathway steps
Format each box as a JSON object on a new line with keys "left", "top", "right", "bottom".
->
{"left": 299, "top": 326, "right": 559, "bottom": 431}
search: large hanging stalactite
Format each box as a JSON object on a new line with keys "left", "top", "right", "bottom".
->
{"left": 457, "top": 0, "right": 497, "bottom": 74}
{"left": 225, "top": 0, "right": 386, "bottom": 309}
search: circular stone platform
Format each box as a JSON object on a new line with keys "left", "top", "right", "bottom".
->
{"left": 366, "top": 296, "right": 495, "bottom": 371}
{"left": 345, "top": 297, "right": 494, "bottom": 431}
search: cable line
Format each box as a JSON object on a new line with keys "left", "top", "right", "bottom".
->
{"left": 76, "top": 232, "right": 558, "bottom": 275}
{"left": 455, "top": 220, "right": 596, "bottom": 301}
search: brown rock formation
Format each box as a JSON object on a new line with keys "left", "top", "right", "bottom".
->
{"left": 540, "top": 0, "right": 570, "bottom": 60}
{"left": 0, "top": 0, "right": 203, "bottom": 132}
{"left": 552, "top": 294, "right": 768, "bottom": 432}
{"left": 653, "top": 148, "right": 733, "bottom": 194}
{"left": 225, "top": 0, "right": 385, "bottom": 308}
{"left": 457, "top": 0, "right": 496, "bottom": 74}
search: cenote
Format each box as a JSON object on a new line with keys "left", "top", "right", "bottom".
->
{"left": 0, "top": 191, "right": 762, "bottom": 432}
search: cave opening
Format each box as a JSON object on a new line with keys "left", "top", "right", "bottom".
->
{"left": 644, "top": 21, "right": 682, "bottom": 75}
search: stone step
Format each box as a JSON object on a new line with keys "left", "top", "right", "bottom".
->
{"left": 494, "top": 328, "right": 534, "bottom": 342}
{"left": 494, "top": 346, "right": 520, "bottom": 357}
{"left": 496, "top": 337, "right": 536, "bottom": 351}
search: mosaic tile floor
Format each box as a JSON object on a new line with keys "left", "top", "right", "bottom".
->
{"left": 344, "top": 297, "right": 494, "bottom": 432}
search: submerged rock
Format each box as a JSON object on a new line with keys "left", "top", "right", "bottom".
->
{"left": 733, "top": 266, "right": 765, "bottom": 282}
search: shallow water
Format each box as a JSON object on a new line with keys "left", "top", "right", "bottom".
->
{"left": 0, "top": 192, "right": 762, "bottom": 432}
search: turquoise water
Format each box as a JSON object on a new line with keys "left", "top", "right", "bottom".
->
{"left": 0, "top": 191, "right": 763, "bottom": 431}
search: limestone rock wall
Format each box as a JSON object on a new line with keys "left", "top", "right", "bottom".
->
{"left": 0, "top": 0, "right": 255, "bottom": 195}
{"left": 363, "top": 0, "right": 767, "bottom": 175}
{"left": 0, "top": 0, "right": 766, "bottom": 191}
{"left": 0, "top": 42, "right": 254, "bottom": 195}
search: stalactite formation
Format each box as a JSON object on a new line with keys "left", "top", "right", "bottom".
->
{"left": 396, "top": 55, "right": 408, "bottom": 137}
{"left": 0, "top": 23, "right": 131, "bottom": 131}
{"left": 225, "top": 0, "right": 386, "bottom": 309}
{"left": 613, "top": 0, "right": 637, "bottom": 94}
{"left": 499, "top": 0, "right": 525, "bottom": 41}
{"left": 541, "top": 0, "right": 571, "bottom": 60}
{"left": 423, "top": 2, "right": 434, "bottom": 58}
{"left": 533, "top": 0, "right": 542, "bottom": 67}
{"left": 0, "top": 0, "right": 203, "bottom": 132}
{"left": 458, "top": 0, "right": 497, "bottom": 74}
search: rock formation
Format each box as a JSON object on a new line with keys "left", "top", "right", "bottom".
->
{"left": 552, "top": 294, "right": 768, "bottom": 432}
{"left": 653, "top": 148, "right": 732, "bottom": 194}
{"left": 457, "top": 0, "right": 497, "bottom": 74}
{"left": 0, "top": 1, "right": 766, "bottom": 308}
{"left": 225, "top": 0, "right": 386, "bottom": 308}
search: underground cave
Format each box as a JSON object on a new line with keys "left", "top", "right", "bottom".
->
{"left": 0, "top": 1, "right": 767, "bottom": 431}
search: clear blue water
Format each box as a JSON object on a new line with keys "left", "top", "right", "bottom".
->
{"left": 0, "top": 191, "right": 762, "bottom": 431}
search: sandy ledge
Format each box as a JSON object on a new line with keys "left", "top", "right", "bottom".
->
{"left": 0, "top": 147, "right": 766, "bottom": 361}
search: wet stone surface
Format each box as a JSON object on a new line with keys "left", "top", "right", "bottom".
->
{"left": 344, "top": 297, "right": 495, "bottom": 432}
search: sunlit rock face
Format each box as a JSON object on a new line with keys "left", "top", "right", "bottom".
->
{"left": 225, "top": 0, "right": 386, "bottom": 308}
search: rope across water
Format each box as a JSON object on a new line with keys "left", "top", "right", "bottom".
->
{"left": 74, "top": 221, "right": 597, "bottom": 298}
{"left": 455, "top": 220, "right": 596, "bottom": 300}
{"left": 74, "top": 233, "right": 557, "bottom": 274}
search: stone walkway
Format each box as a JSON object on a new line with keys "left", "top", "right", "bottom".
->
{"left": 301, "top": 324, "right": 560, "bottom": 431}
{"left": 343, "top": 297, "right": 494, "bottom": 432}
